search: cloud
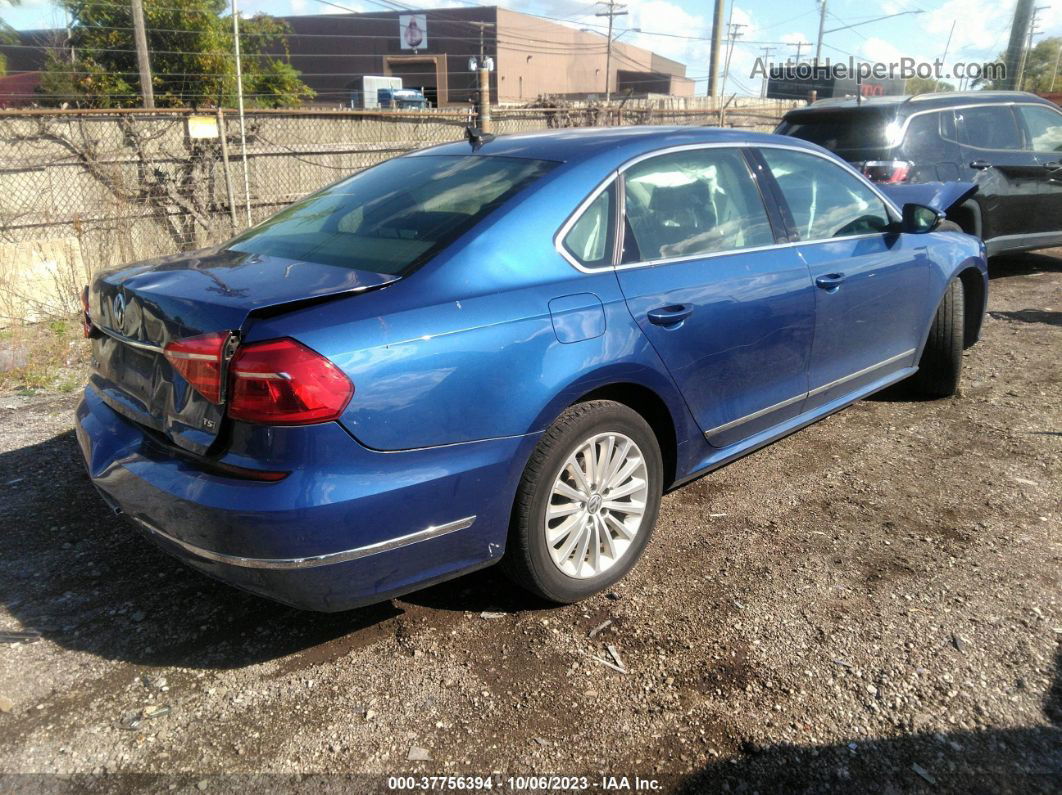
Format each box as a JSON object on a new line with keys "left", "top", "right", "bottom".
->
{"left": 860, "top": 36, "right": 904, "bottom": 65}
{"left": 919, "top": 0, "right": 1061, "bottom": 61}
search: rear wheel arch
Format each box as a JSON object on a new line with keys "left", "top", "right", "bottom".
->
{"left": 574, "top": 383, "right": 678, "bottom": 489}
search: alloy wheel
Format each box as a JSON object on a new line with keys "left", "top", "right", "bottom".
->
{"left": 544, "top": 431, "right": 649, "bottom": 579}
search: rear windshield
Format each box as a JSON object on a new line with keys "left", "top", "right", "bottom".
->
{"left": 778, "top": 113, "right": 893, "bottom": 153}
{"left": 228, "top": 154, "right": 556, "bottom": 274}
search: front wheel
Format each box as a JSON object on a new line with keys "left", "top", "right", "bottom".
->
{"left": 503, "top": 400, "right": 663, "bottom": 603}
{"left": 910, "top": 277, "right": 965, "bottom": 398}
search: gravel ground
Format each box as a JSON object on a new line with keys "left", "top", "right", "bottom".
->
{"left": 0, "top": 251, "right": 1058, "bottom": 793}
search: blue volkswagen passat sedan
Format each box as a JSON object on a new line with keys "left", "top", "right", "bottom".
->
{"left": 76, "top": 127, "right": 988, "bottom": 611}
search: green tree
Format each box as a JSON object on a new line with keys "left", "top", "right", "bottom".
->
{"left": 1, "top": 0, "right": 22, "bottom": 76}
{"left": 38, "top": 0, "right": 313, "bottom": 108}
{"left": 905, "top": 77, "right": 955, "bottom": 95}
{"left": 1019, "top": 37, "right": 1062, "bottom": 93}
{"left": 977, "top": 37, "right": 1061, "bottom": 92}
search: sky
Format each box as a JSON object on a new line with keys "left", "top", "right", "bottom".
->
{"left": 5, "top": 0, "right": 1062, "bottom": 96}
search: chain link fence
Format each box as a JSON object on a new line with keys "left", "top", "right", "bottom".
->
{"left": 0, "top": 102, "right": 793, "bottom": 323}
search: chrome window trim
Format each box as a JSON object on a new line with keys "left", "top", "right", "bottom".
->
{"left": 555, "top": 171, "right": 620, "bottom": 273}
{"left": 896, "top": 101, "right": 1060, "bottom": 152}
{"left": 701, "top": 348, "right": 916, "bottom": 439}
{"left": 133, "top": 515, "right": 477, "bottom": 570}
{"left": 553, "top": 141, "right": 903, "bottom": 275}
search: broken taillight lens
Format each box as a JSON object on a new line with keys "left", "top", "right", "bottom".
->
{"left": 861, "top": 160, "right": 912, "bottom": 184}
{"left": 80, "top": 285, "right": 93, "bottom": 338}
{"left": 227, "top": 338, "right": 353, "bottom": 425}
{"left": 163, "top": 331, "right": 230, "bottom": 404}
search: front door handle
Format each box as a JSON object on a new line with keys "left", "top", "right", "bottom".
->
{"left": 647, "top": 304, "right": 693, "bottom": 326}
{"left": 815, "top": 273, "right": 846, "bottom": 291}
{"left": 969, "top": 159, "right": 993, "bottom": 170}
{"left": 1044, "top": 161, "right": 1061, "bottom": 170}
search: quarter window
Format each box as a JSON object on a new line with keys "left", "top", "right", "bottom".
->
{"left": 562, "top": 183, "right": 615, "bottom": 268}
{"left": 620, "top": 148, "right": 773, "bottom": 263}
{"left": 1017, "top": 105, "right": 1062, "bottom": 153}
{"left": 761, "top": 148, "right": 891, "bottom": 241}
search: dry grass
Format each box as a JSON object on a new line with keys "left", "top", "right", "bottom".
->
{"left": 0, "top": 316, "right": 89, "bottom": 394}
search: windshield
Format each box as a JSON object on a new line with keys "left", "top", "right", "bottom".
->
{"left": 228, "top": 155, "right": 556, "bottom": 275}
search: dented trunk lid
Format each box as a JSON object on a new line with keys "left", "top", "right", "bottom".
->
{"left": 87, "top": 247, "right": 398, "bottom": 455}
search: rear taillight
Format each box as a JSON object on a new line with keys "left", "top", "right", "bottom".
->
{"left": 227, "top": 338, "right": 353, "bottom": 425}
{"left": 163, "top": 331, "right": 230, "bottom": 404}
{"left": 861, "top": 160, "right": 912, "bottom": 184}
{"left": 80, "top": 285, "right": 93, "bottom": 337}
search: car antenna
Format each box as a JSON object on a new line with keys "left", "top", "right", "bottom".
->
{"left": 465, "top": 125, "right": 495, "bottom": 151}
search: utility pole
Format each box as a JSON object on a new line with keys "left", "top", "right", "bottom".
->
{"left": 722, "top": 21, "right": 746, "bottom": 95}
{"left": 940, "top": 20, "right": 955, "bottom": 67}
{"left": 232, "top": 0, "right": 251, "bottom": 225}
{"left": 708, "top": 0, "right": 725, "bottom": 98}
{"left": 1024, "top": 5, "right": 1050, "bottom": 89}
{"left": 130, "top": 0, "right": 154, "bottom": 108}
{"left": 595, "top": 0, "right": 628, "bottom": 103}
{"left": 814, "top": 0, "right": 827, "bottom": 64}
{"left": 1051, "top": 40, "right": 1061, "bottom": 91}
{"left": 759, "top": 45, "right": 775, "bottom": 97}
{"left": 469, "top": 21, "right": 495, "bottom": 131}
{"left": 790, "top": 40, "right": 806, "bottom": 64}
{"left": 1003, "top": 0, "right": 1034, "bottom": 90}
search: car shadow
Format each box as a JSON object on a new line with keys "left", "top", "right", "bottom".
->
{"left": 0, "top": 428, "right": 492, "bottom": 669}
{"left": 988, "top": 309, "right": 1062, "bottom": 327}
{"left": 400, "top": 565, "right": 553, "bottom": 615}
{"left": 988, "top": 250, "right": 1062, "bottom": 280}
{"left": 675, "top": 648, "right": 1062, "bottom": 793}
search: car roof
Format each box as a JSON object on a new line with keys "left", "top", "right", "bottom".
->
{"left": 412, "top": 125, "right": 822, "bottom": 163}
{"left": 782, "top": 90, "right": 1057, "bottom": 120}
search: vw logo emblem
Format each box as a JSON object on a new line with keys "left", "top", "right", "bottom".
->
{"left": 112, "top": 294, "right": 126, "bottom": 330}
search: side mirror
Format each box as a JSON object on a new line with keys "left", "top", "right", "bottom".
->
{"left": 901, "top": 203, "right": 944, "bottom": 234}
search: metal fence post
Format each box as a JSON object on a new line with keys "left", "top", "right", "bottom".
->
{"left": 216, "top": 108, "right": 238, "bottom": 232}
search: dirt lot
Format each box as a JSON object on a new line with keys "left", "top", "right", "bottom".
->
{"left": 0, "top": 252, "right": 1058, "bottom": 793}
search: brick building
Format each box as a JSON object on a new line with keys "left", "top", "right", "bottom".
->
{"left": 279, "top": 6, "right": 694, "bottom": 106}
{"left": 0, "top": 6, "right": 694, "bottom": 108}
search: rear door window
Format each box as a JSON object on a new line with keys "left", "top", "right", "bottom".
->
{"left": 953, "top": 106, "right": 1023, "bottom": 150}
{"left": 621, "top": 148, "right": 774, "bottom": 263}
{"left": 1017, "top": 105, "right": 1062, "bottom": 153}
{"left": 761, "top": 148, "right": 891, "bottom": 241}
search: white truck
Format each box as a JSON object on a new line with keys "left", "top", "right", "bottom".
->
{"left": 352, "top": 76, "right": 403, "bottom": 110}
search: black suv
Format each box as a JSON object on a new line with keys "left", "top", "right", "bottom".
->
{"left": 775, "top": 91, "right": 1062, "bottom": 256}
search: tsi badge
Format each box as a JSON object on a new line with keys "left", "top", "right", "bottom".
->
{"left": 112, "top": 293, "right": 127, "bottom": 332}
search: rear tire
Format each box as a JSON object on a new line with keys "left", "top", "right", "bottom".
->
{"left": 503, "top": 400, "right": 663, "bottom": 603}
{"left": 910, "top": 278, "right": 964, "bottom": 398}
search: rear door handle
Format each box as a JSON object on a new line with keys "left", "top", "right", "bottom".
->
{"left": 815, "top": 273, "right": 846, "bottom": 291}
{"left": 969, "top": 160, "right": 993, "bottom": 170}
{"left": 647, "top": 304, "right": 693, "bottom": 326}
{"left": 1044, "top": 161, "right": 1061, "bottom": 170}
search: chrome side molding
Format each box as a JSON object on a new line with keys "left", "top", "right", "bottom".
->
{"left": 704, "top": 348, "right": 916, "bottom": 439}
{"left": 806, "top": 348, "right": 916, "bottom": 398}
{"left": 133, "top": 515, "right": 476, "bottom": 570}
